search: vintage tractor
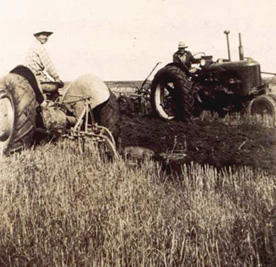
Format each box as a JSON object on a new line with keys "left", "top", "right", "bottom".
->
{"left": 151, "top": 31, "right": 276, "bottom": 124}
{"left": 0, "top": 65, "right": 120, "bottom": 158}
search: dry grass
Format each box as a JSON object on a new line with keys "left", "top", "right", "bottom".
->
{"left": 0, "top": 128, "right": 275, "bottom": 266}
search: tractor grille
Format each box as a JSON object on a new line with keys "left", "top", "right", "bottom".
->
{"left": 239, "top": 62, "right": 263, "bottom": 95}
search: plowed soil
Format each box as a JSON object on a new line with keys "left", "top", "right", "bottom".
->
{"left": 118, "top": 98, "right": 276, "bottom": 174}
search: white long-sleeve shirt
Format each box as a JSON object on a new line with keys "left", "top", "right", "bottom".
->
{"left": 25, "top": 39, "right": 60, "bottom": 82}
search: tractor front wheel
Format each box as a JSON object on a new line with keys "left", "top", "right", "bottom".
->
{"left": 248, "top": 94, "right": 276, "bottom": 127}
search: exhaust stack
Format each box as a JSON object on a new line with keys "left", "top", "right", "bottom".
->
{"left": 238, "top": 32, "right": 244, "bottom": 60}
{"left": 224, "top": 30, "right": 231, "bottom": 61}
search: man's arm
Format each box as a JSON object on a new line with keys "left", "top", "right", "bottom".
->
{"left": 173, "top": 52, "right": 181, "bottom": 64}
{"left": 39, "top": 46, "right": 60, "bottom": 81}
{"left": 189, "top": 51, "right": 200, "bottom": 64}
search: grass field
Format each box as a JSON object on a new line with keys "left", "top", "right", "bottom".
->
{"left": 0, "top": 121, "right": 275, "bottom": 266}
{"left": 0, "top": 83, "right": 276, "bottom": 266}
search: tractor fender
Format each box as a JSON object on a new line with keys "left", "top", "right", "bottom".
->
{"left": 62, "top": 74, "right": 110, "bottom": 118}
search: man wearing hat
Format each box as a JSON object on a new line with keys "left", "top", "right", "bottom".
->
{"left": 25, "top": 30, "right": 64, "bottom": 98}
{"left": 173, "top": 41, "right": 198, "bottom": 73}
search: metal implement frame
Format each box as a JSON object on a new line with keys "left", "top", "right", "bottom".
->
{"left": 46, "top": 95, "right": 119, "bottom": 159}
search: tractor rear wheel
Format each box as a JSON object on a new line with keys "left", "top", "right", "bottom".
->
{"left": 0, "top": 74, "right": 38, "bottom": 154}
{"left": 93, "top": 92, "right": 121, "bottom": 144}
{"left": 248, "top": 94, "right": 276, "bottom": 127}
{"left": 150, "top": 64, "right": 195, "bottom": 121}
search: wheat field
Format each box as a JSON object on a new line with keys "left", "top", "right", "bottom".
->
{"left": 0, "top": 81, "right": 276, "bottom": 266}
{"left": 0, "top": 132, "right": 275, "bottom": 266}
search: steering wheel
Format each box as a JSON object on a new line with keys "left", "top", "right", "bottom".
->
{"left": 192, "top": 52, "right": 206, "bottom": 59}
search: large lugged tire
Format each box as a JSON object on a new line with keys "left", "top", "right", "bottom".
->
{"left": 0, "top": 73, "right": 38, "bottom": 154}
{"left": 150, "top": 64, "right": 195, "bottom": 121}
{"left": 93, "top": 92, "right": 121, "bottom": 143}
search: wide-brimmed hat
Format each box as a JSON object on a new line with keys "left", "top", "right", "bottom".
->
{"left": 33, "top": 31, "right": 53, "bottom": 37}
{"left": 178, "top": 41, "right": 188, "bottom": 49}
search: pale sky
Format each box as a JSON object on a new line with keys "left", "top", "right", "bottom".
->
{"left": 0, "top": 0, "right": 275, "bottom": 81}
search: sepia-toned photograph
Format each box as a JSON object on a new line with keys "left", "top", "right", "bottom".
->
{"left": 0, "top": 0, "right": 276, "bottom": 266}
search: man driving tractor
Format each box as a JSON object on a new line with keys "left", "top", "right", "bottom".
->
{"left": 24, "top": 29, "right": 64, "bottom": 101}
{"left": 23, "top": 28, "right": 120, "bottom": 140}
{"left": 173, "top": 41, "right": 199, "bottom": 74}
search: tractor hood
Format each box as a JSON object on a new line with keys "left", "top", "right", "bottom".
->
{"left": 206, "top": 58, "right": 264, "bottom": 96}
{"left": 207, "top": 58, "right": 260, "bottom": 71}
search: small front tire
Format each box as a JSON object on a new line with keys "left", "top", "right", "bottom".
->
{"left": 248, "top": 94, "right": 276, "bottom": 127}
